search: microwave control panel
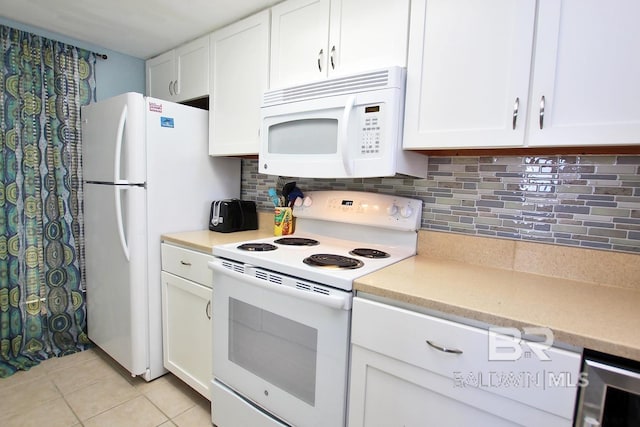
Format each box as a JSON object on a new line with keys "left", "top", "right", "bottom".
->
{"left": 360, "top": 104, "right": 384, "bottom": 156}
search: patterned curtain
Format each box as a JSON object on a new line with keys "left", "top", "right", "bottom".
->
{"left": 0, "top": 25, "right": 96, "bottom": 377}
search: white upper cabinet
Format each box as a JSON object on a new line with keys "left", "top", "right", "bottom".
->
{"left": 270, "top": 0, "right": 410, "bottom": 88}
{"left": 146, "top": 35, "right": 209, "bottom": 103}
{"left": 527, "top": 0, "right": 640, "bottom": 147}
{"left": 174, "top": 36, "right": 210, "bottom": 102}
{"left": 270, "top": 0, "right": 330, "bottom": 88}
{"left": 209, "top": 10, "right": 270, "bottom": 156}
{"left": 404, "top": 0, "right": 640, "bottom": 150}
{"left": 327, "top": 0, "right": 410, "bottom": 77}
{"left": 146, "top": 50, "right": 175, "bottom": 101}
{"left": 403, "top": 0, "right": 537, "bottom": 149}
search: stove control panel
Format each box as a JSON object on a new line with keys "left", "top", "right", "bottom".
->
{"left": 293, "top": 190, "right": 422, "bottom": 231}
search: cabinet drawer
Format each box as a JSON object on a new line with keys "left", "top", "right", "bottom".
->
{"left": 351, "top": 297, "right": 581, "bottom": 419}
{"left": 161, "top": 243, "right": 214, "bottom": 287}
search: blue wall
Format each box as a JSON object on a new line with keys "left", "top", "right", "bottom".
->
{"left": 0, "top": 17, "right": 145, "bottom": 100}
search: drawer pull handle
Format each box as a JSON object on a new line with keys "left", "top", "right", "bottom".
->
{"left": 180, "top": 260, "right": 192, "bottom": 266}
{"left": 426, "top": 340, "right": 463, "bottom": 355}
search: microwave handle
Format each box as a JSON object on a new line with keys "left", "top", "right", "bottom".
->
{"left": 341, "top": 95, "right": 356, "bottom": 175}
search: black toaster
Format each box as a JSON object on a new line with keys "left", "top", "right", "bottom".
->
{"left": 209, "top": 199, "right": 258, "bottom": 233}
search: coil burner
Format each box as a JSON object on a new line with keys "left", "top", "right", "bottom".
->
{"left": 349, "top": 248, "right": 390, "bottom": 259}
{"left": 237, "top": 243, "right": 278, "bottom": 252}
{"left": 274, "top": 237, "right": 320, "bottom": 246}
{"left": 303, "top": 254, "right": 364, "bottom": 270}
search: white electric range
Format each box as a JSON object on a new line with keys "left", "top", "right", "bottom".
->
{"left": 209, "top": 190, "right": 422, "bottom": 427}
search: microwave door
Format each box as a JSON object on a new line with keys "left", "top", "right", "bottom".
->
{"left": 260, "top": 87, "right": 404, "bottom": 179}
{"left": 259, "top": 97, "right": 349, "bottom": 178}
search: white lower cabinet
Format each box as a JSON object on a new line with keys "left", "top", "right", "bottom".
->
{"left": 161, "top": 243, "right": 213, "bottom": 399}
{"left": 348, "top": 297, "right": 582, "bottom": 427}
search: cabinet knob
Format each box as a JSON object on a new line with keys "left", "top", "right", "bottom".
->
{"left": 512, "top": 97, "right": 519, "bottom": 130}
{"left": 539, "top": 95, "right": 546, "bottom": 129}
{"left": 206, "top": 300, "right": 211, "bottom": 320}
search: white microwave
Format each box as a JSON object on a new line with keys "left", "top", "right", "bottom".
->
{"left": 259, "top": 67, "right": 428, "bottom": 179}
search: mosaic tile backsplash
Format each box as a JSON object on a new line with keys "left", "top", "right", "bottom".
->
{"left": 240, "top": 155, "right": 640, "bottom": 253}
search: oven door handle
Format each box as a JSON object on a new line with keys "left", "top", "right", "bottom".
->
{"left": 209, "top": 261, "right": 352, "bottom": 311}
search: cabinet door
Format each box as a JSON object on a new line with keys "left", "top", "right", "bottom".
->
{"left": 348, "top": 297, "right": 580, "bottom": 426}
{"left": 348, "top": 345, "right": 573, "bottom": 427}
{"left": 161, "top": 271, "right": 212, "bottom": 399}
{"left": 146, "top": 50, "right": 176, "bottom": 100}
{"left": 210, "top": 10, "right": 270, "bottom": 156}
{"left": 403, "top": 0, "right": 536, "bottom": 149}
{"left": 174, "top": 35, "right": 210, "bottom": 102}
{"left": 527, "top": 0, "right": 640, "bottom": 147}
{"left": 270, "top": 0, "right": 331, "bottom": 88}
{"left": 327, "top": 0, "right": 410, "bottom": 77}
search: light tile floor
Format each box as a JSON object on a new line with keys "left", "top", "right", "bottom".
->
{"left": 0, "top": 347, "right": 212, "bottom": 427}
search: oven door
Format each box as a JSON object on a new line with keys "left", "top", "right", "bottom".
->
{"left": 209, "top": 258, "right": 352, "bottom": 427}
{"left": 576, "top": 356, "right": 640, "bottom": 427}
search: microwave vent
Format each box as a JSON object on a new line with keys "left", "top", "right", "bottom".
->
{"left": 264, "top": 67, "right": 405, "bottom": 106}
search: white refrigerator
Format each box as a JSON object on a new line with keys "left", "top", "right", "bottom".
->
{"left": 81, "top": 92, "right": 240, "bottom": 381}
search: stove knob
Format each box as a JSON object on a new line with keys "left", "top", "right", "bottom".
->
{"left": 386, "top": 204, "right": 398, "bottom": 215}
{"left": 400, "top": 205, "right": 413, "bottom": 218}
{"left": 302, "top": 196, "right": 312, "bottom": 207}
{"left": 293, "top": 197, "right": 303, "bottom": 207}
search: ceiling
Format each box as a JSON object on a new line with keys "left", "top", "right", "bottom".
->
{"left": 0, "top": 0, "right": 281, "bottom": 59}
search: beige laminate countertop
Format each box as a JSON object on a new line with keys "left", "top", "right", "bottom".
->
{"left": 162, "top": 227, "right": 640, "bottom": 362}
{"left": 355, "top": 249, "right": 640, "bottom": 362}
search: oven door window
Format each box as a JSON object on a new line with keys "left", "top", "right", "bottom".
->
{"left": 602, "top": 385, "right": 640, "bottom": 426}
{"left": 268, "top": 119, "right": 338, "bottom": 154}
{"left": 229, "top": 298, "right": 318, "bottom": 406}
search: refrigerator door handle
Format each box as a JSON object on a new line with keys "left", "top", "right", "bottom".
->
{"left": 114, "top": 186, "right": 130, "bottom": 261}
{"left": 114, "top": 104, "right": 129, "bottom": 185}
